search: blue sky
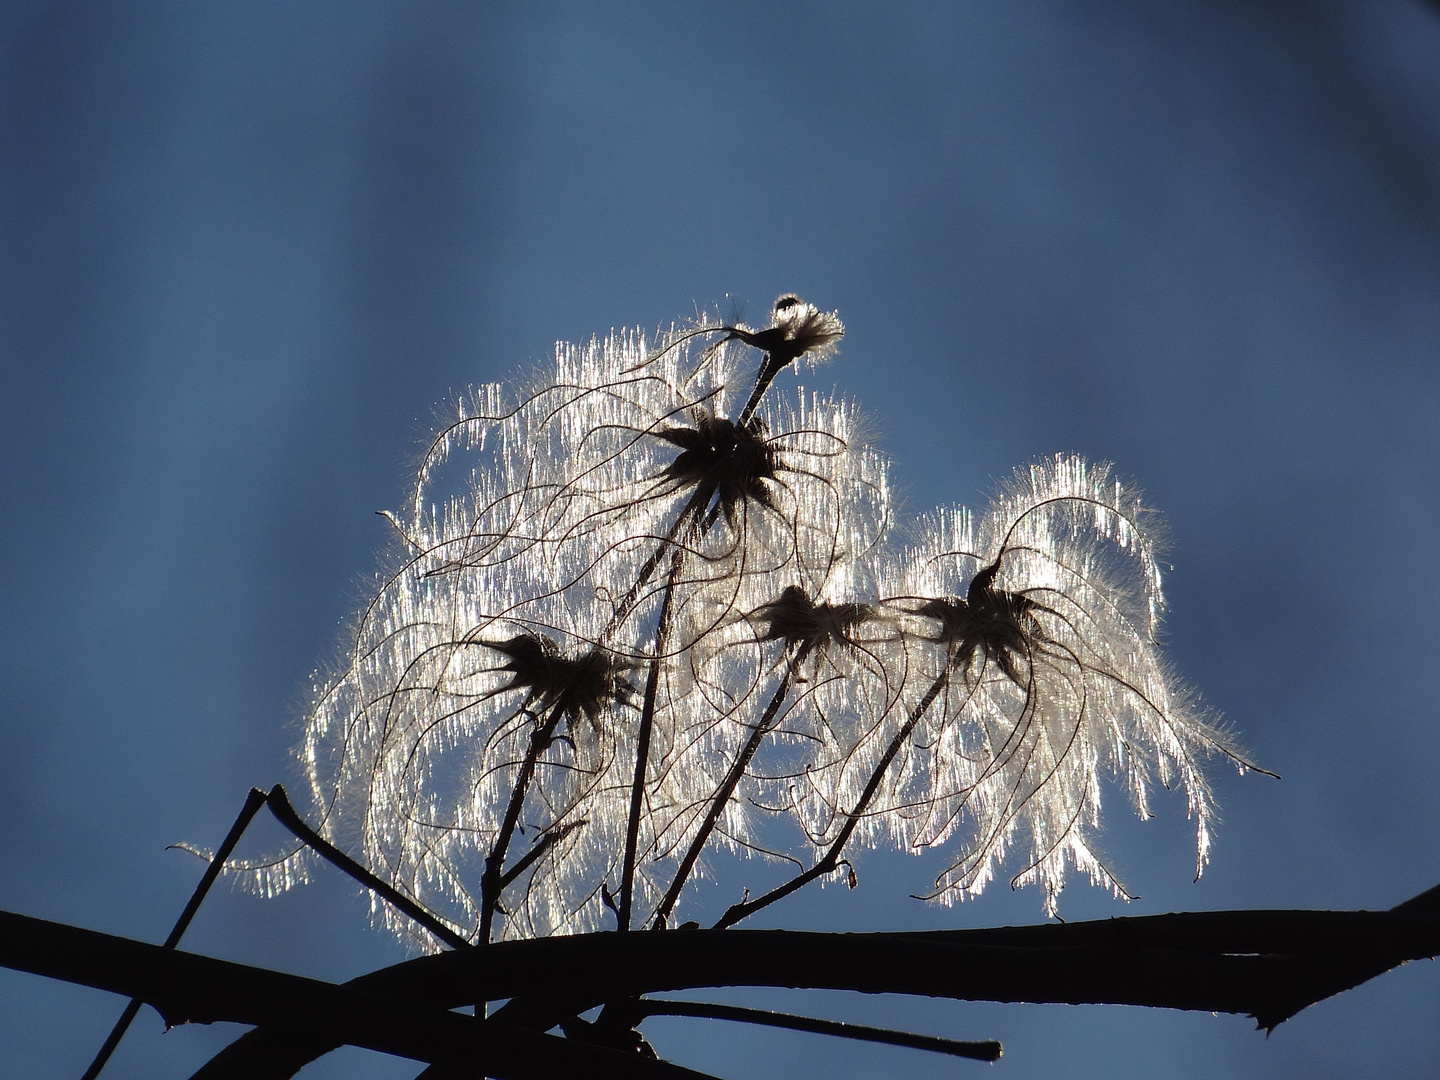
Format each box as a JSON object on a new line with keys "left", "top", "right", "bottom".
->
{"left": 2, "top": 3, "right": 1439, "bottom": 1077}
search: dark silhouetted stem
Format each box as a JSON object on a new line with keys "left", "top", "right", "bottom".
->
{"left": 7, "top": 890, "right": 1439, "bottom": 1080}
{"left": 481, "top": 700, "right": 568, "bottom": 943}
{"left": 605, "top": 487, "right": 709, "bottom": 640}
{"left": 632, "top": 999, "right": 1001, "bottom": 1062}
{"left": 264, "top": 785, "right": 471, "bottom": 950}
{"left": 653, "top": 642, "right": 814, "bottom": 929}
{"left": 737, "top": 355, "right": 784, "bottom": 428}
{"left": 2, "top": 911, "right": 715, "bottom": 1080}
{"left": 499, "top": 821, "right": 585, "bottom": 893}
{"left": 715, "top": 667, "right": 950, "bottom": 929}
{"left": 81, "top": 787, "right": 269, "bottom": 1080}
{"left": 620, "top": 551, "right": 684, "bottom": 931}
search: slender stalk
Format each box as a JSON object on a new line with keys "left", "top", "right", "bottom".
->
{"left": 715, "top": 667, "right": 950, "bottom": 929}
{"left": 652, "top": 642, "right": 814, "bottom": 929}
{"left": 632, "top": 1000, "right": 1001, "bottom": 1062}
{"left": 81, "top": 788, "right": 269, "bottom": 1080}
{"left": 620, "top": 551, "right": 684, "bottom": 931}
{"left": 264, "top": 785, "right": 471, "bottom": 950}
{"left": 604, "top": 487, "right": 708, "bottom": 640}
{"left": 499, "top": 821, "right": 585, "bottom": 892}
{"left": 162, "top": 789, "right": 270, "bottom": 947}
{"left": 481, "top": 700, "right": 569, "bottom": 943}
{"left": 736, "top": 361, "right": 781, "bottom": 428}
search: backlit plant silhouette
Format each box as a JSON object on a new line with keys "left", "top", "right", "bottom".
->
{"left": 236, "top": 296, "right": 1245, "bottom": 947}
{"left": 10, "top": 297, "right": 1436, "bottom": 1080}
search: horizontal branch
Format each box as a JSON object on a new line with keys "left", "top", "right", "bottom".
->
{"left": 0, "top": 910, "right": 713, "bottom": 1080}
{"left": 353, "top": 885, "right": 1440, "bottom": 1034}
{"left": 5, "top": 880, "right": 1437, "bottom": 1079}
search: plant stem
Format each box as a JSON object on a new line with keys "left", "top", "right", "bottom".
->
{"left": 620, "top": 550, "right": 684, "bottom": 931}
{"left": 498, "top": 821, "right": 586, "bottom": 892}
{"left": 714, "top": 667, "right": 950, "bottom": 929}
{"left": 481, "top": 699, "right": 568, "bottom": 943}
{"left": 81, "top": 788, "right": 270, "bottom": 1080}
{"left": 9, "top": 893, "right": 1439, "bottom": 1079}
{"left": 2, "top": 911, "right": 715, "bottom": 1080}
{"left": 652, "top": 641, "right": 814, "bottom": 929}
{"left": 631, "top": 1000, "right": 1001, "bottom": 1062}
{"left": 736, "top": 351, "right": 786, "bottom": 427}
{"left": 264, "top": 785, "right": 471, "bottom": 950}
{"left": 604, "top": 487, "right": 708, "bottom": 641}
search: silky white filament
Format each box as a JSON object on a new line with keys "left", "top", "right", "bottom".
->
{"left": 229, "top": 303, "right": 1247, "bottom": 946}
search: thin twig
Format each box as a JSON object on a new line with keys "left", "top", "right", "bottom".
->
{"left": 499, "top": 821, "right": 586, "bottom": 892}
{"left": 604, "top": 486, "right": 709, "bottom": 640}
{"left": 80, "top": 787, "right": 269, "bottom": 1080}
{"left": 264, "top": 785, "right": 471, "bottom": 950}
{"left": 653, "top": 641, "right": 814, "bottom": 929}
{"left": 633, "top": 999, "right": 1001, "bottom": 1062}
{"left": 481, "top": 700, "right": 568, "bottom": 942}
{"left": 715, "top": 667, "right": 950, "bottom": 929}
{"left": 621, "top": 550, "right": 684, "bottom": 931}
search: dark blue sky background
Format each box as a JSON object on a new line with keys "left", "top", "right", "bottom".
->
{"left": 3, "top": 2, "right": 1439, "bottom": 1077}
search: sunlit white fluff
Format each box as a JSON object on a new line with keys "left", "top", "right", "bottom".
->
{"left": 232, "top": 301, "right": 1249, "bottom": 945}
{"left": 888, "top": 455, "right": 1240, "bottom": 915}
{"left": 240, "top": 310, "right": 897, "bottom": 942}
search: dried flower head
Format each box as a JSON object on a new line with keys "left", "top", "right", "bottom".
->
{"left": 232, "top": 302, "right": 1250, "bottom": 949}
{"left": 752, "top": 584, "right": 877, "bottom": 654}
{"left": 237, "top": 307, "right": 894, "bottom": 942}
{"left": 726, "top": 295, "right": 845, "bottom": 423}
{"left": 893, "top": 455, "right": 1246, "bottom": 915}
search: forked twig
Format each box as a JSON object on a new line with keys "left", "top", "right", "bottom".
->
{"left": 80, "top": 788, "right": 269, "bottom": 1080}
{"left": 715, "top": 666, "right": 951, "bottom": 929}
{"left": 81, "top": 783, "right": 473, "bottom": 1080}
{"left": 653, "top": 641, "right": 814, "bottom": 929}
